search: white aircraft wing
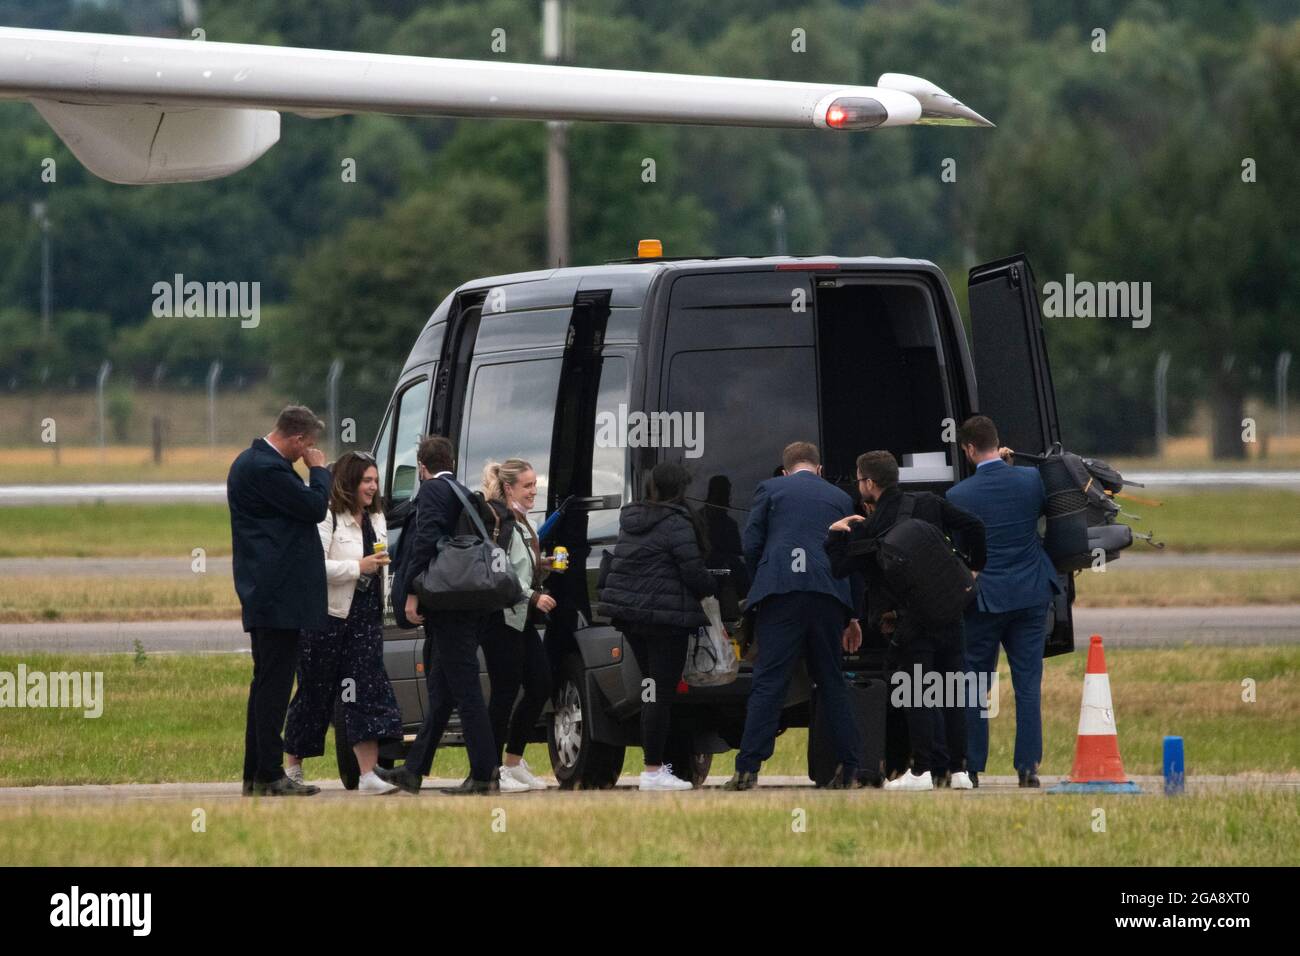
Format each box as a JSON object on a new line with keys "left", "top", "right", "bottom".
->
{"left": 0, "top": 26, "right": 993, "bottom": 185}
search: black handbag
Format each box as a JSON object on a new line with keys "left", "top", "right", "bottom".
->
{"left": 412, "top": 478, "right": 525, "bottom": 612}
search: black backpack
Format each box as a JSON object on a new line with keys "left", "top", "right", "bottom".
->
{"left": 864, "top": 495, "right": 976, "bottom": 627}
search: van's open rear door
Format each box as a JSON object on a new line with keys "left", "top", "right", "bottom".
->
{"left": 967, "top": 255, "right": 1061, "bottom": 456}
{"left": 968, "top": 254, "right": 1075, "bottom": 657}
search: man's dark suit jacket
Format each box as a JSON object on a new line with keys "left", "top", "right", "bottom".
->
{"left": 825, "top": 486, "right": 985, "bottom": 630}
{"left": 946, "top": 459, "right": 1060, "bottom": 613}
{"left": 227, "top": 437, "right": 331, "bottom": 632}
{"left": 742, "top": 470, "right": 863, "bottom": 618}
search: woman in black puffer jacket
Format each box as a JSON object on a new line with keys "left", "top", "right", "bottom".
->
{"left": 598, "top": 462, "right": 716, "bottom": 791}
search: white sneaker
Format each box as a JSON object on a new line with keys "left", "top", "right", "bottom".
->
{"left": 950, "top": 771, "right": 974, "bottom": 790}
{"left": 285, "top": 764, "right": 305, "bottom": 785}
{"left": 884, "top": 770, "right": 934, "bottom": 791}
{"left": 357, "top": 771, "right": 397, "bottom": 795}
{"left": 502, "top": 759, "right": 547, "bottom": 791}
{"left": 497, "top": 766, "right": 531, "bottom": 793}
{"left": 639, "top": 765, "right": 694, "bottom": 791}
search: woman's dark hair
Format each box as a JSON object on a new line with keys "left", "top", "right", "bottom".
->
{"left": 646, "top": 461, "right": 690, "bottom": 504}
{"left": 329, "top": 451, "right": 383, "bottom": 516}
{"left": 646, "top": 461, "right": 709, "bottom": 552}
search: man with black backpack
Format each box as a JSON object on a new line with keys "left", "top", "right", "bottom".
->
{"left": 826, "top": 451, "right": 985, "bottom": 792}
{"left": 378, "top": 436, "right": 516, "bottom": 796}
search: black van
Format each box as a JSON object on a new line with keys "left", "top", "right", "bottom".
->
{"left": 335, "top": 252, "right": 1075, "bottom": 789}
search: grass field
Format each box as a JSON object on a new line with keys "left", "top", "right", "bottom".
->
{"left": 0, "top": 790, "right": 1294, "bottom": 866}
{"left": 4, "top": 490, "right": 1297, "bottom": 561}
{"left": 1, "top": 646, "right": 1296, "bottom": 788}
{"left": 2, "top": 565, "right": 1295, "bottom": 624}
{"left": 0, "top": 503, "right": 232, "bottom": 558}
{"left": 1072, "top": 567, "right": 1300, "bottom": 606}
{"left": 1115, "top": 489, "right": 1300, "bottom": 552}
{"left": 0, "top": 576, "right": 240, "bottom": 623}
{"left": 1111, "top": 434, "right": 1300, "bottom": 471}
{"left": 2, "top": 432, "right": 1296, "bottom": 485}
{"left": 0, "top": 489, "right": 1297, "bottom": 621}
{"left": 0, "top": 445, "right": 248, "bottom": 484}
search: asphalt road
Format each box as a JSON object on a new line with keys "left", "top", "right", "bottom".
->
{"left": 0, "top": 774, "right": 1294, "bottom": 804}
{"left": 2, "top": 606, "right": 1297, "bottom": 654}
{"left": 1, "top": 556, "right": 234, "bottom": 578}
{"left": 0, "top": 482, "right": 227, "bottom": 505}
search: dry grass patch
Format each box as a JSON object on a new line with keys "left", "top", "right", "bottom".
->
{"left": 1074, "top": 567, "right": 1300, "bottom": 606}
{"left": 0, "top": 576, "right": 239, "bottom": 623}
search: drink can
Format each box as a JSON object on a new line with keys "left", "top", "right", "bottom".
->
{"left": 552, "top": 546, "right": 569, "bottom": 571}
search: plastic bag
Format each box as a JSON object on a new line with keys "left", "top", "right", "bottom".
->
{"left": 684, "top": 596, "right": 739, "bottom": 687}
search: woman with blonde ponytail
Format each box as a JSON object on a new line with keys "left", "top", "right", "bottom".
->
{"left": 480, "top": 458, "right": 555, "bottom": 793}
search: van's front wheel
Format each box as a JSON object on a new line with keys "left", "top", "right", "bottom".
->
{"left": 547, "top": 655, "right": 625, "bottom": 790}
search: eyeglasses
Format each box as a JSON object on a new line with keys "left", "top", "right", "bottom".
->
{"left": 352, "top": 451, "right": 376, "bottom": 463}
{"left": 857, "top": 476, "right": 871, "bottom": 485}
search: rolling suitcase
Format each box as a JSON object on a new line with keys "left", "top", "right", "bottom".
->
{"left": 807, "top": 673, "right": 887, "bottom": 787}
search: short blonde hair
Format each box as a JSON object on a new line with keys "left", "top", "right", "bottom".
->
{"left": 481, "top": 458, "right": 534, "bottom": 501}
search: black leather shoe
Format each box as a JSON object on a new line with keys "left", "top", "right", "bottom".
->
{"left": 722, "top": 771, "right": 758, "bottom": 791}
{"left": 1018, "top": 770, "right": 1040, "bottom": 789}
{"left": 251, "top": 775, "right": 320, "bottom": 796}
{"left": 440, "top": 777, "right": 494, "bottom": 796}
{"left": 824, "top": 765, "right": 864, "bottom": 790}
{"left": 374, "top": 765, "right": 422, "bottom": 795}
{"left": 969, "top": 771, "right": 980, "bottom": 789}
{"left": 241, "top": 780, "right": 255, "bottom": 797}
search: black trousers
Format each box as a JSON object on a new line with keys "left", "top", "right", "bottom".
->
{"left": 243, "top": 627, "right": 300, "bottom": 783}
{"left": 624, "top": 628, "right": 690, "bottom": 767}
{"left": 403, "top": 609, "right": 496, "bottom": 782}
{"left": 888, "top": 616, "right": 967, "bottom": 776}
{"left": 480, "top": 616, "right": 552, "bottom": 763}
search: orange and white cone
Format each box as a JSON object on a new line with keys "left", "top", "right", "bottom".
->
{"left": 1049, "top": 634, "right": 1141, "bottom": 793}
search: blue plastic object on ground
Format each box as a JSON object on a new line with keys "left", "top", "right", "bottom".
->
{"left": 1163, "top": 735, "right": 1185, "bottom": 795}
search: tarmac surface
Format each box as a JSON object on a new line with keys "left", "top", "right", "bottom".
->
{"left": 4, "top": 605, "right": 1297, "bottom": 654}
{"left": 0, "top": 773, "right": 1295, "bottom": 804}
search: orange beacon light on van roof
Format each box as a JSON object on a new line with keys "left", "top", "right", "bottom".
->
{"left": 637, "top": 239, "right": 663, "bottom": 258}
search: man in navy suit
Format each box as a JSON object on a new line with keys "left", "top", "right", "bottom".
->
{"left": 378, "top": 435, "right": 500, "bottom": 796}
{"left": 946, "top": 415, "right": 1060, "bottom": 787}
{"left": 227, "top": 406, "right": 331, "bottom": 796}
{"left": 725, "top": 442, "right": 864, "bottom": 790}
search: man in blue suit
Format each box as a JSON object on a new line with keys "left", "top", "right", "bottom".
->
{"left": 227, "top": 405, "right": 331, "bottom": 796}
{"left": 946, "top": 415, "right": 1060, "bottom": 787}
{"left": 725, "top": 441, "right": 864, "bottom": 790}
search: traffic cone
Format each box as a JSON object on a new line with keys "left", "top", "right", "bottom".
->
{"left": 1048, "top": 635, "right": 1141, "bottom": 793}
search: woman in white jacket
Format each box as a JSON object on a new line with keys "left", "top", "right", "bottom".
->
{"left": 284, "top": 451, "right": 402, "bottom": 793}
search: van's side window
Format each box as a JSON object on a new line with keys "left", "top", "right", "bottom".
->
{"left": 389, "top": 377, "right": 431, "bottom": 502}
{"left": 589, "top": 356, "right": 629, "bottom": 541}
{"left": 372, "top": 408, "right": 395, "bottom": 505}
{"left": 462, "top": 359, "right": 563, "bottom": 519}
